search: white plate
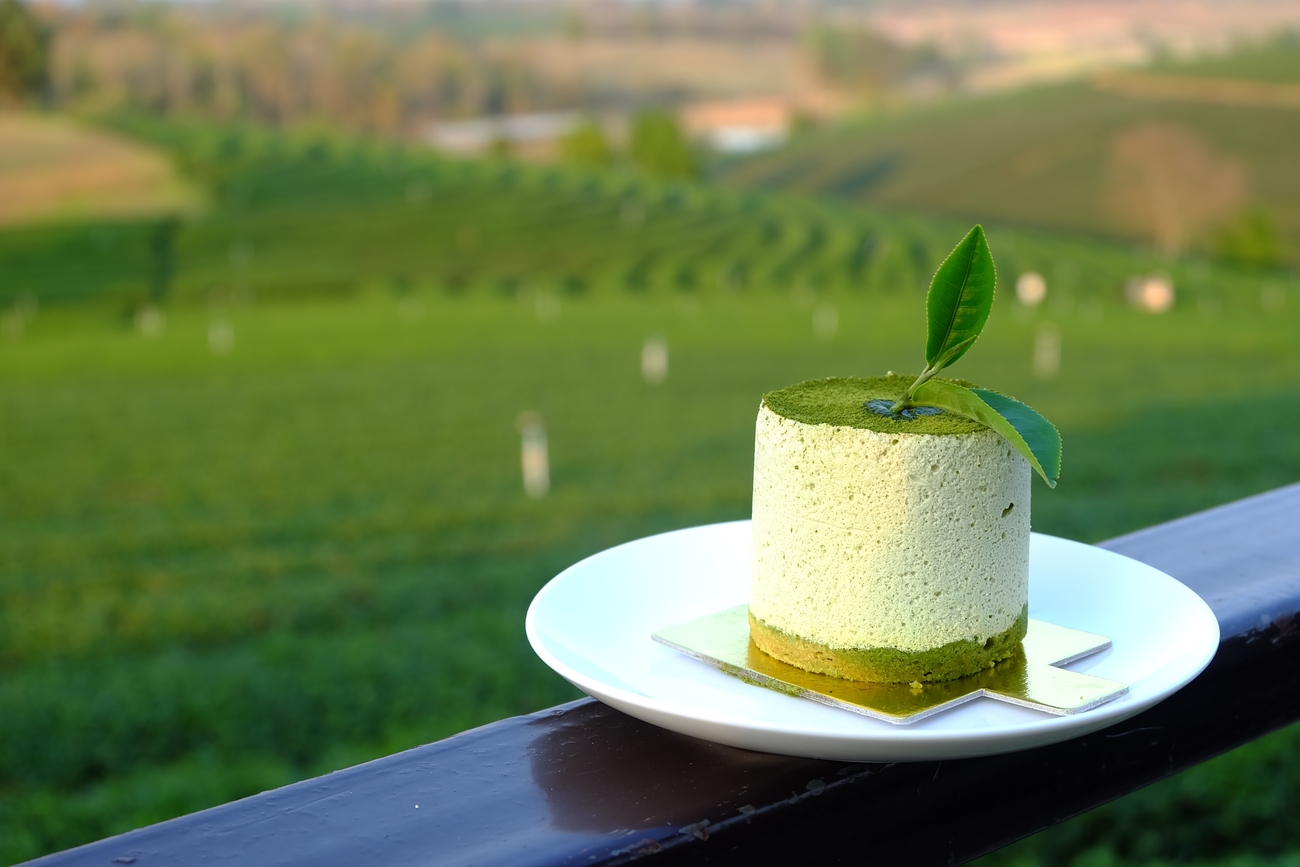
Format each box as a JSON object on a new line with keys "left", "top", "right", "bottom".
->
{"left": 526, "top": 522, "right": 1219, "bottom": 761}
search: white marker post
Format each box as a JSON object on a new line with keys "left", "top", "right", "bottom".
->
{"left": 1033, "top": 322, "right": 1061, "bottom": 380}
{"left": 534, "top": 292, "right": 560, "bottom": 323}
{"left": 209, "top": 319, "right": 234, "bottom": 355}
{"left": 517, "top": 412, "right": 550, "bottom": 499}
{"left": 1, "top": 306, "right": 24, "bottom": 342}
{"left": 812, "top": 303, "right": 839, "bottom": 339}
{"left": 1261, "top": 283, "right": 1286, "bottom": 313}
{"left": 136, "top": 305, "right": 166, "bottom": 337}
{"left": 641, "top": 337, "right": 668, "bottom": 384}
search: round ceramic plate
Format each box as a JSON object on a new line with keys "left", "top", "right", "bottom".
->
{"left": 526, "top": 522, "right": 1220, "bottom": 761}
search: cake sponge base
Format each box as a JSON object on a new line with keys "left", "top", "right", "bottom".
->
{"left": 749, "top": 605, "right": 1028, "bottom": 684}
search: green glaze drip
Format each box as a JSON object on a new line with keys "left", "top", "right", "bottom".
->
{"left": 763, "top": 375, "right": 986, "bottom": 436}
{"left": 749, "top": 605, "right": 1029, "bottom": 684}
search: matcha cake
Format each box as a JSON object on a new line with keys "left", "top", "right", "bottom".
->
{"left": 749, "top": 374, "right": 1031, "bottom": 684}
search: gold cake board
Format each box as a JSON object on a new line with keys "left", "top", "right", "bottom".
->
{"left": 652, "top": 605, "right": 1128, "bottom": 725}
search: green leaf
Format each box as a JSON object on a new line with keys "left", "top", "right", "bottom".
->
{"left": 925, "top": 225, "right": 996, "bottom": 372}
{"left": 912, "top": 380, "right": 1061, "bottom": 487}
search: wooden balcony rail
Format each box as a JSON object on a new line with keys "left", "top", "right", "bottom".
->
{"left": 27, "top": 483, "right": 1300, "bottom": 867}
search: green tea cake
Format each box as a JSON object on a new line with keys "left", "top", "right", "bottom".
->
{"left": 749, "top": 374, "right": 1031, "bottom": 683}
{"left": 747, "top": 224, "right": 1060, "bottom": 685}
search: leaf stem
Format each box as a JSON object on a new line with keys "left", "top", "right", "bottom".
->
{"left": 890, "top": 366, "right": 940, "bottom": 413}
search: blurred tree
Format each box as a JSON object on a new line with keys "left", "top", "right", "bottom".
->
{"left": 561, "top": 8, "right": 586, "bottom": 41}
{"left": 0, "top": 0, "right": 48, "bottom": 106}
{"left": 801, "top": 25, "right": 952, "bottom": 101}
{"left": 559, "top": 121, "right": 612, "bottom": 170}
{"left": 39, "top": 7, "right": 567, "bottom": 134}
{"left": 1217, "top": 207, "right": 1282, "bottom": 270}
{"left": 803, "top": 25, "right": 907, "bottom": 97}
{"left": 1105, "top": 122, "right": 1246, "bottom": 257}
{"left": 629, "top": 112, "right": 695, "bottom": 180}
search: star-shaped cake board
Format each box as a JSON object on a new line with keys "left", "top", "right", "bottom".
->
{"left": 652, "top": 605, "right": 1128, "bottom": 725}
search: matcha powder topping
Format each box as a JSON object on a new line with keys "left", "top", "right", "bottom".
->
{"left": 762, "top": 375, "right": 988, "bottom": 436}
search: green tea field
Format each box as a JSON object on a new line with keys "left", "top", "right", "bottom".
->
{"left": 2, "top": 116, "right": 1299, "bottom": 864}
{"left": 1, "top": 114, "right": 1267, "bottom": 312}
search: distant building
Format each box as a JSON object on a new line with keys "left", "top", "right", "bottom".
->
{"left": 681, "top": 99, "right": 791, "bottom": 155}
{"left": 426, "top": 113, "right": 583, "bottom": 158}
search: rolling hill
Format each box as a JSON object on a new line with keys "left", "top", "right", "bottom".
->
{"left": 0, "top": 114, "right": 200, "bottom": 229}
{"left": 719, "top": 36, "right": 1300, "bottom": 267}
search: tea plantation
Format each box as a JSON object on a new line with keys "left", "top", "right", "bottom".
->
{"left": 1, "top": 115, "right": 1261, "bottom": 310}
{"left": 1, "top": 117, "right": 1298, "bottom": 865}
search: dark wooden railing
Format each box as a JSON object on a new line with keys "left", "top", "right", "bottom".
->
{"left": 27, "top": 483, "right": 1300, "bottom": 867}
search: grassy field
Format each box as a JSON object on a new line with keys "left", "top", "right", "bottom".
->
{"left": 4, "top": 290, "right": 1300, "bottom": 863}
{"left": 2, "top": 117, "right": 1300, "bottom": 864}
{"left": 719, "top": 38, "right": 1300, "bottom": 265}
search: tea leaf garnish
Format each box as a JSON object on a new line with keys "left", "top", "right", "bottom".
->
{"left": 892, "top": 225, "right": 996, "bottom": 412}
{"left": 882, "top": 224, "right": 1062, "bottom": 487}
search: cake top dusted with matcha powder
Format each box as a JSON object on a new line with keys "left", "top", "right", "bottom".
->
{"left": 762, "top": 224, "right": 1063, "bottom": 488}
{"left": 764, "top": 375, "right": 985, "bottom": 436}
